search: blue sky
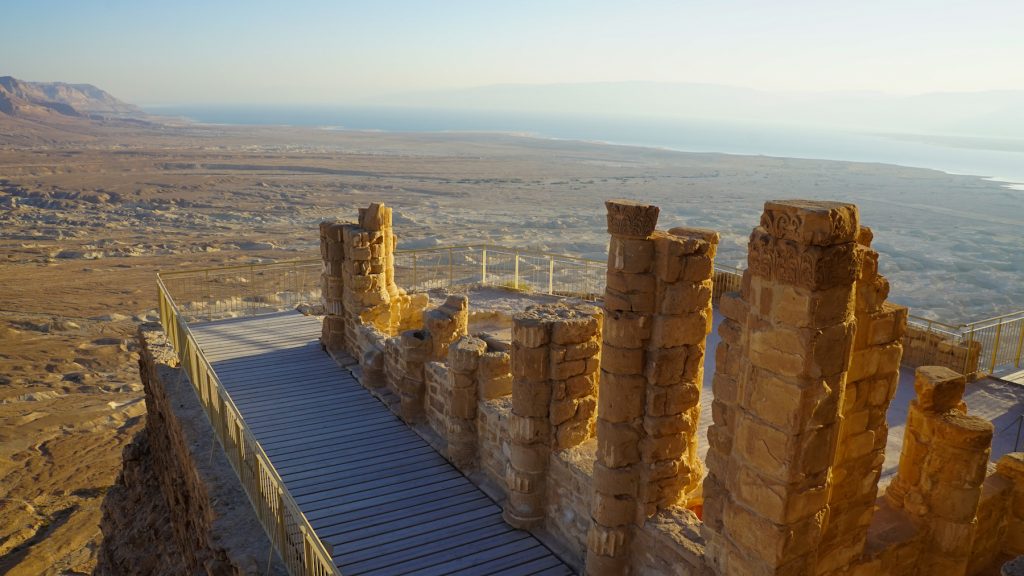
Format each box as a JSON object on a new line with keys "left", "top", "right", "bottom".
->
{"left": 4, "top": 0, "right": 1023, "bottom": 105}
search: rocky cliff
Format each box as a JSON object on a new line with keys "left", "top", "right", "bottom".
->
{"left": 94, "top": 325, "right": 285, "bottom": 575}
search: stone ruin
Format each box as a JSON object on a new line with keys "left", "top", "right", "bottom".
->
{"left": 319, "top": 200, "right": 1024, "bottom": 575}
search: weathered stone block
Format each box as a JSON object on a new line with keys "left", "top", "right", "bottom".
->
{"left": 651, "top": 310, "right": 710, "bottom": 348}
{"left": 448, "top": 336, "right": 486, "bottom": 372}
{"left": 606, "top": 199, "right": 659, "bottom": 239}
{"left": 914, "top": 365, "right": 966, "bottom": 413}
{"left": 592, "top": 492, "right": 637, "bottom": 527}
{"left": 597, "top": 372, "right": 645, "bottom": 423}
{"left": 735, "top": 411, "right": 837, "bottom": 481}
{"left": 602, "top": 344, "right": 645, "bottom": 376}
{"left": 508, "top": 413, "right": 550, "bottom": 444}
{"left": 608, "top": 236, "right": 656, "bottom": 274}
{"left": 644, "top": 345, "right": 692, "bottom": 385}
{"left": 479, "top": 373, "right": 512, "bottom": 399}
{"left": 594, "top": 462, "right": 639, "bottom": 497}
{"left": 512, "top": 379, "right": 552, "bottom": 418}
{"left": 597, "top": 419, "right": 641, "bottom": 468}
{"left": 742, "top": 369, "right": 841, "bottom": 434}
{"left": 747, "top": 228, "right": 860, "bottom": 291}
{"left": 660, "top": 280, "right": 713, "bottom": 315}
{"left": 511, "top": 343, "right": 548, "bottom": 382}
{"left": 603, "top": 311, "right": 651, "bottom": 349}
{"left": 760, "top": 199, "right": 859, "bottom": 246}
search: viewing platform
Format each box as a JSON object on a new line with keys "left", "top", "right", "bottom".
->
{"left": 188, "top": 311, "right": 571, "bottom": 575}
{"left": 156, "top": 200, "right": 1024, "bottom": 576}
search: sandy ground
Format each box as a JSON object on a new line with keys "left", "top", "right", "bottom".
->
{"left": 1, "top": 119, "right": 1021, "bottom": 573}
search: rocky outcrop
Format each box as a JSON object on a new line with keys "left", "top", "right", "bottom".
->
{"left": 94, "top": 325, "right": 284, "bottom": 575}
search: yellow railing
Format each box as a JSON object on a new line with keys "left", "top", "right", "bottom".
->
{"left": 907, "top": 311, "right": 1024, "bottom": 379}
{"left": 159, "top": 259, "right": 322, "bottom": 323}
{"left": 157, "top": 275, "right": 340, "bottom": 576}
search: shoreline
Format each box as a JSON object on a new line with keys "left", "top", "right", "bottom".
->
{"left": 149, "top": 108, "right": 1024, "bottom": 191}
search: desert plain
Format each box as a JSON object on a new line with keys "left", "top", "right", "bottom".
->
{"left": 1, "top": 116, "right": 1022, "bottom": 574}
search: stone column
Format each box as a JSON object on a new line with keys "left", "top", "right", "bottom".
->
{"left": 702, "top": 200, "right": 861, "bottom": 576}
{"left": 587, "top": 200, "right": 719, "bottom": 575}
{"left": 320, "top": 220, "right": 347, "bottom": 352}
{"left": 448, "top": 335, "right": 488, "bottom": 471}
{"left": 997, "top": 453, "right": 1024, "bottom": 556}
{"left": 885, "top": 366, "right": 993, "bottom": 575}
{"left": 816, "top": 227, "right": 907, "bottom": 574}
{"left": 341, "top": 203, "right": 394, "bottom": 349}
{"left": 395, "top": 295, "right": 469, "bottom": 424}
{"left": 504, "top": 303, "right": 602, "bottom": 530}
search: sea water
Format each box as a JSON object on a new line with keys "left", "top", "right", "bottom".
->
{"left": 147, "top": 105, "right": 1024, "bottom": 187}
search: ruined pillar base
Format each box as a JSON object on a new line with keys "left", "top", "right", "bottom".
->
{"left": 502, "top": 506, "right": 544, "bottom": 530}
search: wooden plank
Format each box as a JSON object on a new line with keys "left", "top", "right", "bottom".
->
{"left": 302, "top": 476, "right": 471, "bottom": 521}
{"left": 257, "top": 420, "right": 404, "bottom": 454}
{"left": 300, "top": 468, "right": 463, "bottom": 512}
{"left": 338, "top": 515, "right": 507, "bottom": 566}
{"left": 320, "top": 493, "right": 495, "bottom": 542}
{"left": 312, "top": 483, "right": 483, "bottom": 532}
{"left": 340, "top": 519, "right": 514, "bottom": 575}
{"left": 448, "top": 543, "right": 554, "bottom": 576}
{"left": 282, "top": 445, "right": 438, "bottom": 487}
{"left": 477, "top": 554, "right": 568, "bottom": 576}
{"left": 231, "top": 390, "right": 374, "bottom": 416}
{"left": 248, "top": 406, "right": 396, "bottom": 437}
{"left": 329, "top": 500, "right": 501, "bottom": 556}
{"left": 221, "top": 377, "right": 352, "bottom": 401}
{"left": 239, "top": 399, "right": 390, "bottom": 429}
{"left": 188, "top": 312, "right": 573, "bottom": 576}
{"left": 372, "top": 532, "right": 532, "bottom": 576}
{"left": 293, "top": 462, "right": 454, "bottom": 507}
{"left": 289, "top": 452, "right": 448, "bottom": 499}
{"left": 273, "top": 434, "right": 430, "bottom": 475}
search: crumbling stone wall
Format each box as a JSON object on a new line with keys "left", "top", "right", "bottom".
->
{"left": 96, "top": 325, "right": 284, "bottom": 576}
{"left": 817, "top": 227, "right": 908, "bottom": 574}
{"left": 902, "top": 323, "right": 982, "bottom": 380}
{"left": 702, "top": 200, "right": 863, "bottom": 576}
{"left": 315, "top": 198, "right": 1024, "bottom": 576}
{"left": 320, "top": 203, "right": 428, "bottom": 387}
{"left": 587, "top": 200, "right": 718, "bottom": 575}
{"left": 503, "top": 303, "right": 603, "bottom": 529}
{"left": 886, "top": 366, "right": 995, "bottom": 575}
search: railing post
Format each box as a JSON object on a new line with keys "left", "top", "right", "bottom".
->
{"left": 412, "top": 252, "right": 418, "bottom": 289}
{"left": 206, "top": 269, "right": 212, "bottom": 322}
{"left": 448, "top": 247, "right": 454, "bottom": 288}
{"left": 1015, "top": 319, "right": 1024, "bottom": 369}
{"left": 990, "top": 319, "right": 1004, "bottom": 374}
{"left": 481, "top": 247, "right": 488, "bottom": 286}
{"left": 514, "top": 249, "right": 520, "bottom": 290}
{"left": 964, "top": 326, "right": 976, "bottom": 376}
{"left": 548, "top": 256, "right": 554, "bottom": 295}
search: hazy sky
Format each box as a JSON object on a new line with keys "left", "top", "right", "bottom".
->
{"left": 4, "top": 0, "right": 1023, "bottom": 105}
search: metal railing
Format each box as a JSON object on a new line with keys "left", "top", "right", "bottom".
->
{"left": 393, "top": 244, "right": 605, "bottom": 299}
{"left": 157, "top": 274, "right": 340, "bottom": 576}
{"left": 907, "top": 311, "right": 1024, "bottom": 379}
{"left": 159, "top": 259, "right": 322, "bottom": 323}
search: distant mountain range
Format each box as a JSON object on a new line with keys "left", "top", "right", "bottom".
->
{"left": 0, "top": 75, "right": 143, "bottom": 120}
{"left": 366, "top": 81, "right": 1024, "bottom": 139}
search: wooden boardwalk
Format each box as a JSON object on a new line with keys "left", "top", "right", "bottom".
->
{"left": 191, "top": 311, "right": 573, "bottom": 576}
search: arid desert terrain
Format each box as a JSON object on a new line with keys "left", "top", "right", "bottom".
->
{"left": 1, "top": 113, "right": 1022, "bottom": 573}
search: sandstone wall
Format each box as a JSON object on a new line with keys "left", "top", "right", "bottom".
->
{"left": 545, "top": 441, "right": 598, "bottom": 568}
{"left": 95, "top": 325, "right": 284, "bottom": 576}
{"left": 478, "top": 398, "right": 513, "bottom": 493}
{"left": 902, "top": 323, "right": 981, "bottom": 379}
